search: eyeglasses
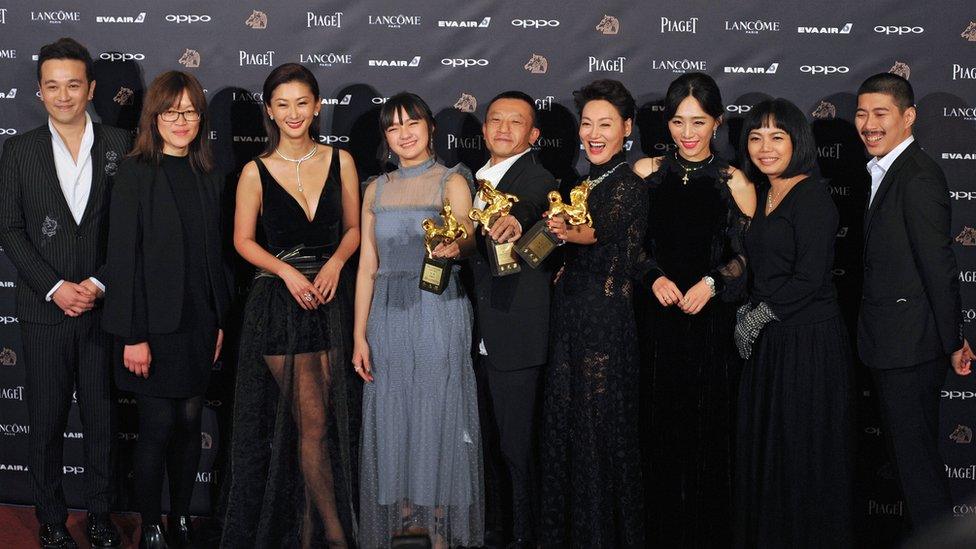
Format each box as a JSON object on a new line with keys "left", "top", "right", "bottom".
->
{"left": 159, "top": 109, "right": 200, "bottom": 122}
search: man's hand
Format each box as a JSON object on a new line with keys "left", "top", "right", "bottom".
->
{"left": 952, "top": 339, "right": 973, "bottom": 376}
{"left": 487, "top": 215, "right": 522, "bottom": 243}
{"left": 78, "top": 278, "right": 103, "bottom": 299}
{"left": 52, "top": 282, "right": 95, "bottom": 317}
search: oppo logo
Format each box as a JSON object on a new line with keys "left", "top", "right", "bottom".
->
{"left": 963, "top": 309, "right": 976, "bottom": 322}
{"left": 653, "top": 142, "right": 677, "bottom": 151}
{"left": 117, "top": 432, "right": 138, "bottom": 441}
{"left": 874, "top": 25, "right": 923, "bottom": 35}
{"left": 726, "top": 104, "right": 752, "bottom": 114}
{"left": 318, "top": 135, "right": 350, "bottom": 144}
{"left": 441, "top": 58, "right": 489, "bottom": 68}
{"left": 511, "top": 19, "right": 559, "bottom": 28}
{"left": 63, "top": 466, "right": 84, "bottom": 474}
{"left": 0, "top": 128, "right": 16, "bottom": 135}
{"left": 0, "top": 315, "right": 18, "bottom": 323}
{"left": 372, "top": 97, "right": 389, "bottom": 104}
{"left": 801, "top": 65, "right": 849, "bottom": 74}
{"left": 165, "top": 14, "right": 212, "bottom": 24}
{"left": 951, "top": 190, "right": 976, "bottom": 201}
{"left": 100, "top": 52, "right": 145, "bottom": 62}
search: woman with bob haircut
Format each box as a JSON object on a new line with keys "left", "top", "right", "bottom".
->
{"left": 539, "top": 79, "right": 647, "bottom": 548}
{"left": 103, "top": 71, "right": 231, "bottom": 548}
{"left": 222, "top": 63, "right": 362, "bottom": 548}
{"left": 353, "top": 91, "right": 483, "bottom": 549}
{"left": 733, "top": 98, "right": 854, "bottom": 547}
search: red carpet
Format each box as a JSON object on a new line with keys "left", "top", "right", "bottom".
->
{"left": 0, "top": 504, "right": 211, "bottom": 548}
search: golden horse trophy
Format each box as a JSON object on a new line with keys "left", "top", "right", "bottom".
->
{"left": 516, "top": 182, "right": 593, "bottom": 268}
{"left": 468, "top": 179, "right": 522, "bottom": 276}
{"left": 419, "top": 199, "right": 469, "bottom": 294}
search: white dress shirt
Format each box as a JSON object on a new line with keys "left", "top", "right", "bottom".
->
{"left": 867, "top": 135, "right": 914, "bottom": 207}
{"left": 473, "top": 148, "right": 531, "bottom": 355}
{"left": 45, "top": 113, "right": 104, "bottom": 301}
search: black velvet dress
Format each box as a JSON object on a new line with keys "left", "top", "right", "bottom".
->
{"left": 539, "top": 152, "right": 648, "bottom": 548}
{"left": 735, "top": 177, "right": 854, "bottom": 548}
{"left": 636, "top": 154, "right": 748, "bottom": 547}
{"left": 222, "top": 148, "right": 361, "bottom": 548}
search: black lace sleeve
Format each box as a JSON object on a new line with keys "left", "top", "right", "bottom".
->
{"left": 591, "top": 171, "right": 649, "bottom": 280}
{"left": 708, "top": 168, "right": 750, "bottom": 302}
{"left": 640, "top": 181, "right": 666, "bottom": 288}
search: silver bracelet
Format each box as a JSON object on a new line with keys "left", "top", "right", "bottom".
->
{"left": 702, "top": 275, "right": 717, "bottom": 297}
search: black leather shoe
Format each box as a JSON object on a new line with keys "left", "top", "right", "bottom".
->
{"left": 166, "top": 515, "right": 193, "bottom": 547}
{"left": 87, "top": 512, "right": 121, "bottom": 547}
{"left": 39, "top": 523, "right": 78, "bottom": 549}
{"left": 139, "top": 523, "right": 170, "bottom": 549}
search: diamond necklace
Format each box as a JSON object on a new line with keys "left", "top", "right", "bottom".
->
{"left": 274, "top": 145, "right": 318, "bottom": 193}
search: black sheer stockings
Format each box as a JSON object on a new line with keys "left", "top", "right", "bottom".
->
{"left": 134, "top": 394, "right": 203, "bottom": 522}
{"left": 264, "top": 352, "right": 346, "bottom": 547}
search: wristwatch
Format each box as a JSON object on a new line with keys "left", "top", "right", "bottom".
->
{"left": 702, "top": 275, "right": 717, "bottom": 297}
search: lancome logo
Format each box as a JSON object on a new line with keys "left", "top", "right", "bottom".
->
{"left": 0, "top": 50, "right": 15, "bottom": 60}
{"left": 300, "top": 52, "right": 351, "bottom": 68}
{"left": 369, "top": 14, "right": 421, "bottom": 28}
{"left": 32, "top": 11, "right": 81, "bottom": 24}
{"left": 725, "top": 19, "right": 780, "bottom": 34}
{"left": 0, "top": 423, "right": 29, "bottom": 436}
{"left": 307, "top": 11, "right": 342, "bottom": 28}
{"left": 95, "top": 12, "right": 145, "bottom": 24}
{"left": 944, "top": 107, "right": 976, "bottom": 122}
{"left": 650, "top": 59, "right": 706, "bottom": 74}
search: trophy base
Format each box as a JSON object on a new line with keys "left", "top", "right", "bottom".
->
{"left": 515, "top": 219, "right": 560, "bottom": 269}
{"left": 488, "top": 239, "right": 521, "bottom": 277}
{"left": 419, "top": 256, "right": 451, "bottom": 294}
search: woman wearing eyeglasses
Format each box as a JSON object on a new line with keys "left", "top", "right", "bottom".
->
{"left": 103, "top": 71, "right": 231, "bottom": 548}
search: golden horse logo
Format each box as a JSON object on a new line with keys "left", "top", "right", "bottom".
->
{"left": 956, "top": 226, "right": 976, "bottom": 246}
{"left": 454, "top": 93, "right": 477, "bottom": 113}
{"left": 468, "top": 180, "right": 519, "bottom": 227}
{"left": 596, "top": 15, "right": 619, "bottom": 35}
{"left": 524, "top": 54, "right": 548, "bottom": 75}
{"left": 951, "top": 424, "right": 973, "bottom": 444}
{"left": 546, "top": 185, "right": 592, "bottom": 227}
{"left": 179, "top": 49, "right": 201, "bottom": 68}
{"left": 811, "top": 100, "right": 837, "bottom": 120}
{"left": 889, "top": 61, "right": 911, "bottom": 80}
{"left": 961, "top": 21, "right": 976, "bottom": 42}
{"left": 245, "top": 10, "right": 268, "bottom": 29}
{"left": 113, "top": 87, "right": 134, "bottom": 106}
{"left": 422, "top": 200, "right": 469, "bottom": 255}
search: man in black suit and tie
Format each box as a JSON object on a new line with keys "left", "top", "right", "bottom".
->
{"left": 0, "top": 38, "right": 129, "bottom": 548}
{"left": 855, "top": 73, "right": 972, "bottom": 533}
{"left": 467, "top": 91, "right": 556, "bottom": 549}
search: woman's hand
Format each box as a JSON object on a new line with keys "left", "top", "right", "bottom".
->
{"left": 651, "top": 276, "right": 684, "bottom": 307}
{"left": 213, "top": 329, "right": 224, "bottom": 364}
{"left": 546, "top": 215, "right": 569, "bottom": 242}
{"left": 124, "top": 342, "right": 152, "bottom": 378}
{"left": 279, "top": 264, "right": 325, "bottom": 310}
{"left": 313, "top": 258, "right": 343, "bottom": 304}
{"left": 679, "top": 279, "right": 713, "bottom": 315}
{"left": 547, "top": 214, "right": 596, "bottom": 245}
{"left": 352, "top": 337, "right": 374, "bottom": 383}
{"left": 431, "top": 240, "right": 461, "bottom": 260}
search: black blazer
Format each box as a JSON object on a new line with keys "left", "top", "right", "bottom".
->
{"left": 0, "top": 123, "right": 130, "bottom": 324}
{"left": 101, "top": 157, "right": 231, "bottom": 341}
{"left": 469, "top": 152, "right": 557, "bottom": 370}
{"left": 857, "top": 141, "right": 963, "bottom": 369}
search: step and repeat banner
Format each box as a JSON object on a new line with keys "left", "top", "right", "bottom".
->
{"left": 0, "top": 0, "right": 974, "bottom": 544}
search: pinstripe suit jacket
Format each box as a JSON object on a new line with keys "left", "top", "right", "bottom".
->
{"left": 0, "top": 122, "right": 131, "bottom": 324}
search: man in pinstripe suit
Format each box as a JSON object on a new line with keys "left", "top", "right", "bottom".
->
{"left": 0, "top": 38, "right": 129, "bottom": 549}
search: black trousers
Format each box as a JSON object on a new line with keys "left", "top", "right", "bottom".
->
{"left": 871, "top": 356, "right": 952, "bottom": 531}
{"left": 22, "top": 314, "right": 114, "bottom": 524}
{"left": 478, "top": 356, "right": 542, "bottom": 541}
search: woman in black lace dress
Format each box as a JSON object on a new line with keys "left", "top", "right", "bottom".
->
{"left": 632, "top": 73, "right": 755, "bottom": 546}
{"left": 733, "top": 99, "right": 853, "bottom": 547}
{"left": 222, "top": 64, "right": 362, "bottom": 548}
{"left": 539, "top": 79, "right": 647, "bottom": 548}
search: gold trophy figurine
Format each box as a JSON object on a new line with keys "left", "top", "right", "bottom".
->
{"left": 468, "top": 179, "right": 522, "bottom": 277}
{"left": 419, "top": 199, "right": 469, "bottom": 294}
{"left": 515, "top": 183, "right": 593, "bottom": 268}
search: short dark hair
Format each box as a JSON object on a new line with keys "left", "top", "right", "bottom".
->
{"left": 378, "top": 92, "right": 436, "bottom": 164}
{"left": 857, "top": 73, "right": 915, "bottom": 112}
{"left": 663, "top": 72, "right": 724, "bottom": 121}
{"left": 261, "top": 63, "right": 321, "bottom": 156}
{"left": 739, "top": 98, "right": 817, "bottom": 182}
{"left": 485, "top": 90, "right": 538, "bottom": 127}
{"left": 36, "top": 37, "right": 95, "bottom": 83}
{"left": 573, "top": 79, "right": 635, "bottom": 121}
{"left": 129, "top": 71, "right": 213, "bottom": 173}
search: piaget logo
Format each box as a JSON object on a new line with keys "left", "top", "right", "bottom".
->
{"left": 661, "top": 17, "right": 698, "bottom": 33}
{"left": 239, "top": 50, "right": 275, "bottom": 67}
{"left": 588, "top": 56, "right": 626, "bottom": 73}
{"left": 953, "top": 64, "right": 976, "bottom": 80}
{"left": 306, "top": 11, "right": 342, "bottom": 28}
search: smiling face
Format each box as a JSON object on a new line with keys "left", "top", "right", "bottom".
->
{"left": 579, "top": 99, "right": 631, "bottom": 165}
{"left": 38, "top": 59, "right": 94, "bottom": 127}
{"left": 747, "top": 120, "right": 794, "bottom": 180}
{"left": 668, "top": 95, "right": 719, "bottom": 162}
{"left": 384, "top": 107, "right": 432, "bottom": 166}
{"left": 855, "top": 92, "right": 915, "bottom": 158}
{"left": 483, "top": 97, "right": 540, "bottom": 163}
{"left": 266, "top": 80, "right": 319, "bottom": 141}
{"left": 157, "top": 89, "right": 199, "bottom": 156}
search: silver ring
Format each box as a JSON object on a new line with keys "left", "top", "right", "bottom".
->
{"left": 302, "top": 292, "right": 313, "bottom": 302}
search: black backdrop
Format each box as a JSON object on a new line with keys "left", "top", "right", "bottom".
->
{"left": 0, "top": 1, "right": 974, "bottom": 545}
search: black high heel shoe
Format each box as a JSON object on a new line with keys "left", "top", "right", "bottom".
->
{"left": 139, "top": 523, "right": 169, "bottom": 549}
{"left": 166, "top": 515, "right": 193, "bottom": 547}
